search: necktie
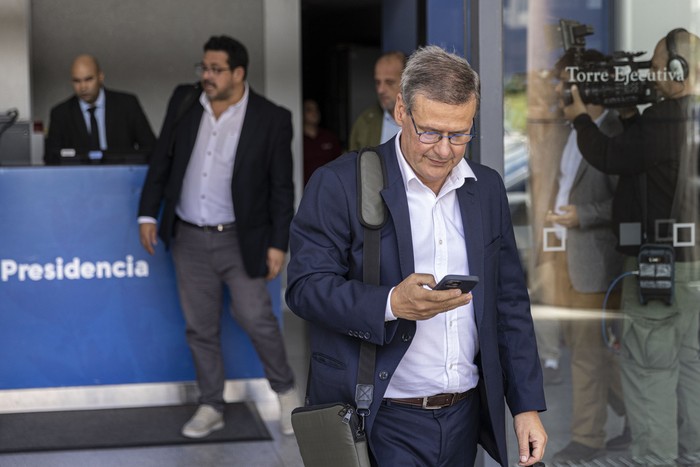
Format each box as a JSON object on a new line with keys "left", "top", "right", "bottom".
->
{"left": 88, "top": 106, "right": 100, "bottom": 150}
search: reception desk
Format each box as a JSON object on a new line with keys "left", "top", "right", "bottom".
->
{"left": 0, "top": 165, "right": 277, "bottom": 391}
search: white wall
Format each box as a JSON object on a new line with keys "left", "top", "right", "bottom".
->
{"left": 617, "top": 0, "right": 699, "bottom": 59}
{"left": 0, "top": 0, "right": 31, "bottom": 120}
{"left": 264, "top": 0, "right": 303, "bottom": 206}
{"left": 30, "top": 0, "right": 265, "bottom": 134}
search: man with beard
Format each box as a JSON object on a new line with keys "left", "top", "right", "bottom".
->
{"left": 138, "top": 35, "right": 299, "bottom": 438}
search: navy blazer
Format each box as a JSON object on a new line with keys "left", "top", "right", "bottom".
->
{"left": 286, "top": 138, "right": 545, "bottom": 466}
{"left": 45, "top": 88, "right": 155, "bottom": 165}
{"left": 138, "top": 84, "right": 294, "bottom": 278}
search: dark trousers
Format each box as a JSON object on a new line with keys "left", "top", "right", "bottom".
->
{"left": 171, "top": 222, "right": 295, "bottom": 411}
{"left": 370, "top": 390, "right": 480, "bottom": 467}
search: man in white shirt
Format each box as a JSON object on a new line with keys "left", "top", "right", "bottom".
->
{"left": 138, "top": 35, "right": 299, "bottom": 438}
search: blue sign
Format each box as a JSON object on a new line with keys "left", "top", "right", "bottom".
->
{"left": 0, "top": 166, "right": 278, "bottom": 390}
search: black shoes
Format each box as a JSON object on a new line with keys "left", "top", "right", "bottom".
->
{"left": 551, "top": 441, "right": 605, "bottom": 463}
{"left": 605, "top": 425, "right": 631, "bottom": 450}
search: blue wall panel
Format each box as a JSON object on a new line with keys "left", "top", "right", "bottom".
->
{"left": 0, "top": 166, "right": 277, "bottom": 390}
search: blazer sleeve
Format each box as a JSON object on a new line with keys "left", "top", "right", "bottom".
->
{"left": 490, "top": 172, "right": 546, "bottom": 414}
{"left": 125, "top": 94, "right": 156, "bottom": 155}
{"left": 45, "top": 105, "right": 66, "bottom": 165}
{"left": 137, "top": 85, "right": 194, "bottom": 218}
{"left": 286, "top": 159, "right": 392, "bottom": 344}
{"left": 266, "top": 105, "right": 295, "bottom": 252}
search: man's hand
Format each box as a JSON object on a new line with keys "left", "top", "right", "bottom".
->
{"left": 389, "top": 273, "right": 472, "bottom": 321}
{"left": 562, "top": 84, "right": 588, "bottom": 122}
{"left": 545, "top": 205, "right": 579, "bottom": 228}
{"left": 139, "top": 223, "right": 158, "bottom": 256}
{"left": 513, "top": 411, "right": 547, "bottom": 466}
{"left": 617, "top": 106, "right": 639, "bottom": 120}
{"left": 266, "top": 247, "right": 285, "bottom": 280}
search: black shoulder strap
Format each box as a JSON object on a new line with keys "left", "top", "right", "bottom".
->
{"left": 355, "top": 147, "right": 386, "bottom": 417}
{"left": 358, "top": 148, "right": 387, "bottom": 284}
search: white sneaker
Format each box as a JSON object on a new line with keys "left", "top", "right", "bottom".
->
{"left": 278, "top": 387, "right": 300, "bottom": 436}
{"left": 181, "top": 405, "right": 224, "bottom": 439}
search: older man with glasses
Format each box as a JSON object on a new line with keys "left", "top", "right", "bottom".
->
{"left": 287, "top": 45, "right": 547, "bottom": 467}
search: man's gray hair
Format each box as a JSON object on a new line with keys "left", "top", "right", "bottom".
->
{"left": 401, "top": 45, "right": 480, "bottom": 112}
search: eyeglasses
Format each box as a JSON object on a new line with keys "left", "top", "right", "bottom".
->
{"left": 194, "top": 63, "right": 232, "bottom": 77}
{"left": 408, "top": 109, "right": 476, "bottom": 145}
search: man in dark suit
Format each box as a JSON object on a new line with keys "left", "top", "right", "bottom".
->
{"left": 138, "top": 36, "right": 298, "bottom": 438}
{"left": 541, "top": 49, "right": 627, "bottom": 462}
{"left": 286, "top": 45, "right": 547, "bottom": 466}
{"left": 45, "top": 54, "right": 155, "bottom": 165}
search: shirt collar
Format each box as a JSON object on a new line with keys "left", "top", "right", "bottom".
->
{"left": 383, "top": 109, "right": 396, "bottom": 124}
{"left": 200, "top": 82, "right": 249, "bottom": 116}
{"left": 593, "top": 109, "right": 609, "bottom": 126}
{"left": 393, "top": 129, "right": 477, "bottom": 195}
{"left": 79, "top": 88, "right": 105, "bottom": 112}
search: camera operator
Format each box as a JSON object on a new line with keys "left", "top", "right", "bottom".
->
{"left": 543, "top": 49, "right": 627, "bottom": 463}
{"left": 564, "top": 29, "right": 700, "bottom": 463}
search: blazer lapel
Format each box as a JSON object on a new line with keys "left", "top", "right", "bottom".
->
{"left": 380, "top": 143, "right": 414, "bottom": 279}
{"left": 571, "top": 158, "right": 587, "bottom": 189}
{"left": 457, "top": 176, "right": 485, "bottom": 325}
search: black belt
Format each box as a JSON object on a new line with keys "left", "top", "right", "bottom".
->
{"left": 178, "top": 218, "right": 235, "bottom": 233}
{"left": 384, "top": 389, "right": 474, "bottom": 410}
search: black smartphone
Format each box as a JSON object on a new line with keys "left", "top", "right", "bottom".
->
{"left": 434, "top": 274, "right": 479, "bottom": 294}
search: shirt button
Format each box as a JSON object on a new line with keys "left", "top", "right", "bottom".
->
{"left": 439, "top": 239, "right": 443, "bottom": 245}
{"left": 378, "top": 371, "right": 389, "bottom": 380}
{"left": 212, "top": 131, "right": 217, "bottom": 136}
{"left": 203, "top": 173, "right": 207, "bottom": 177}
{"left": 401, "top": 333, "right": 412, "bottom": 342}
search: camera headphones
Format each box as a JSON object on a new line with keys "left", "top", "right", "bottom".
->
{"left": 666, "top": 27, "right": 689, "bottom": 82}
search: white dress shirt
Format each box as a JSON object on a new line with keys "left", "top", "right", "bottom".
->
{"left": 175, "top": 85, "right": 249, "bottom": 226}
{"left": 384, "top": 131, "right": 480, "bottom": 398}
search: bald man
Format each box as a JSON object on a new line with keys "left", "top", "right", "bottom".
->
{"left": 348, "top": 51, "right": 406, "bottom": 151}
{"left": 45, "top": 54, "right": 155, "bottom": 165}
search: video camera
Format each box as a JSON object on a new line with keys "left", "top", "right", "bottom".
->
{"left": 558, "top": 19, "right": 658, "bottom": 107}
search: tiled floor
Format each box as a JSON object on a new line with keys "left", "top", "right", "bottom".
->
{"left": 0, "top": 309, "right": 633, "bottom": 467}
{"left": 0, "top": 309, "right": 310, "bottom": 467}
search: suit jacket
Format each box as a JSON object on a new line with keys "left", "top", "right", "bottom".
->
{"left": 348, "top": 103, "right": 383, "bottom": 151}
{"left": 286, "top": 138, "right": 546, "bottom": 466}
{"left": 45, "top": 88, "right": 156, "bottom": 165}
{"left": 138, "top": 84, "right": 294, "bottom": 278}
{"left": 563, "top": 110, "right": 623, "bottom": 292}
